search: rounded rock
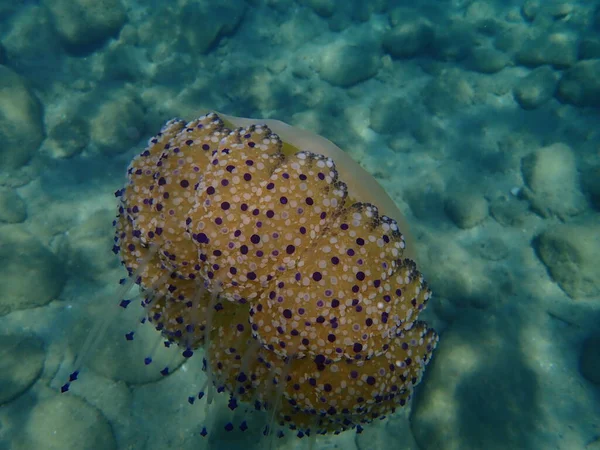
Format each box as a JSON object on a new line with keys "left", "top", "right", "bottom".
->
{"left": 370, "top": 96, "right": 413, "bottom": 134}
{"left": 516, "top": 32, "right": 578, "bottom": 69}
{"left": 534, "top": 224, "right": 600, "bottom": 299}
{"left": 318, "top": 42, "right": 381, "bottom": 87}
{"left": 513, "top": 66, "right": 558, "bottom": 110}
{"left": 521, "top": 143, "right": 587, "bottom": 219}
{"left": 47, "top": 116, "right": 90, "bottom": 158}
{"left": 556, "top": 59, "right": 600, "bottom": 107}
{"left": 0, "top": 335, "right": 45, "bottom": 404}
{"left": 444, "top": 192, "right": 488, "bottom": 229}
{"left": 176, "top": 1, "right": 246, "bottom": 54}
{"left": 0, "top": 227, "right": 66, "bottom": 316}
{"left": 0, "top": 66, "right": 44, "bottom": 170}
{"left": 467, "top": 47, "right": 509, "bottom": 74}
{"left": 383, "top": 10, "right": 434, "bottom": 59}
{"left": 12, "top": 394, "right": 117, "bottom": 450}
{"left": 0, "top": 188, "right": 27, "bottom": 223}
{"left": 306, "top": 0, "right": 335, "bottom": 18}
{"left": 60, "top": 209, "right": 120, "bottom": 281}
{"left": 46, "top": 0, "right": 127, "bottom": 54}
{"left": 90, "top": 91, "right": 145, "bottom": 155}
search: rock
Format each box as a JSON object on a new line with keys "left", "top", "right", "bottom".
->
{"left": 580, "top": 335, "right": 600, "bottom": 384}
{"left": 412, "top": 313, "right": 540, "bottom": 450}
{"left": 0, "top": 335, "right": 45, "bottom": 404}
{"left": 579, "top": 37, "right": 600, "bottom": 60}
{"left": 70, "top": 301, "right": 185, "bottom": 385}
{"left": 351, "top": 1, "right": 386, "bottom": 23}
{"left": 535, "top": 223, "right": 600, "bottom": 298}
{"left": 521, "top": 0, "right": 540, "bottom": 21}
{"left": 430, "top": 24, "right": 473, "bottom": 62}
{"left": 466, "top": 47, "right": 509, "bottom": 73}
{"left": 0, "top": 66, "right": 44, "bottom": 170}
{"left": 318, "top": 42, "right": 381, "bottom": 87}
{"left": 521, "top": 143, "right": 587, "bottom": 219}
{"left": 516, "top": 32, "right": 578, "bottom": 68}
{"left": 0, "top": 226, "right": 66, "bottom": 316}
{"left": 522, "top": 1, "right": 573, "bottom": 21}
{"left": 0, "top": 188, "right": 26, "bottom": 223}
{"left": 465, "top": 1, "right": 496, "bottom": 21}
{"left": 556, "top": 59, "right": 600, "bottom": 107}
{"left": 306, "top": 0, "right": 335, "bottom": 18}
{"left": 2, "top": 5, "right": 62, "bottom": 70}
{"left": 545, "top": 2, "right": 573, "bottom": 19}
{"left": 513, "top": 66, "right": 558, "bottom": 110}
{"left": 59, "top": 209, "right": 119, "bottom": 282}
{"left": 490, "top": 195, "right": 532, "bottom": 227}
{"left": 382, "top": 9, "right": 434, "bottom": 59}
{"left": 444, "top": 192, "right": 488, "bottom": 229}
{"left": 90, "top": 91, "right": 145, "bottom": 155}
{"left": 369, "top": 96, "right": 413, "bottom": 134}
{"left": 422, "top": 69, "right": 475, "bottom": 116}
{"left": 47, "top": 116, "right": 90, "bottom": 158}
{"left": 177, "top": 0, "right": 246, "bottom": 54}
{"left": 12, "top": 394, "right": 117, "bottom": 450}
{"left": 494, "top": 26, "right": 529, "bottom": 53}
{"left": 45, "top": 0, "right": 127, "bottom": 54}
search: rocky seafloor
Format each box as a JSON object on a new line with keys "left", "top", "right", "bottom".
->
{"left": 0, "top": 0, "right": 599, "bottom": 449}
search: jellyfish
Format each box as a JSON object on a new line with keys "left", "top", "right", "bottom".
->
{"left": 64, "top": 112, "right": 438, "bottom": 446}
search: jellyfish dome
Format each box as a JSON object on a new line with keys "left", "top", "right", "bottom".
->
{"left": 110, "top": 111, "right": 438, "bottom": 439}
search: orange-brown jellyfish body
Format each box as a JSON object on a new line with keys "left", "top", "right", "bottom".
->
{"left": 107, "top": 112, "right": 438, "bottom": 441}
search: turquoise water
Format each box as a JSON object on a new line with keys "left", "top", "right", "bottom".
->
{"left": 0, "top": 1, "right": 599, "bottom": 449}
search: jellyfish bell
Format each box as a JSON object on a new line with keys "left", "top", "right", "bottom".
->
{"left": 215, "top": 111, "right": 416, "bottom": 261}
{"left": 62, "top": 111, "right": 437, "bottom": 448}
